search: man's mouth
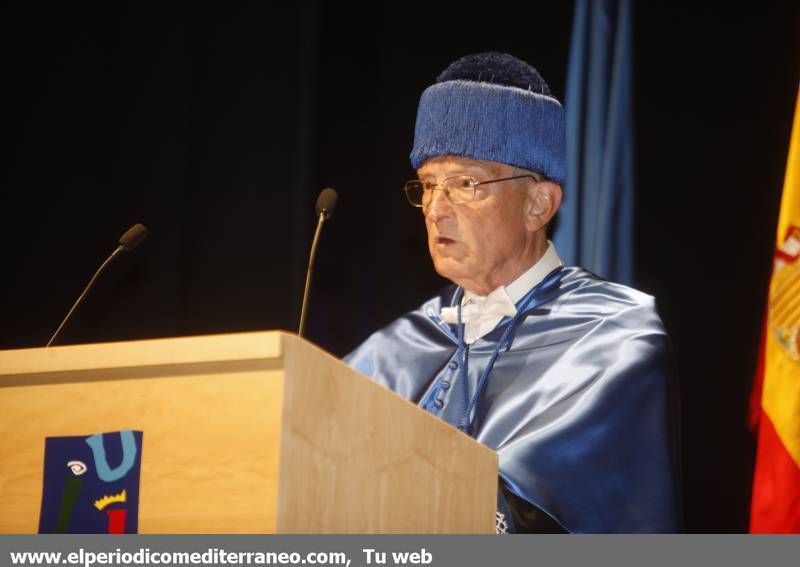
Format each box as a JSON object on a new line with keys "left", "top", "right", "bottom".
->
{"left": 435, "top": 236, "right": 456, "bottom": 245}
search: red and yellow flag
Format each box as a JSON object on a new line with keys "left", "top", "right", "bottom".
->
{"left": 749, "top": 85, "right": 800, "bottom": 533}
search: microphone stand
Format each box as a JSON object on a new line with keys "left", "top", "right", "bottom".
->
{"left": 46, "top": 224, "right": 148, "bottom": 347}
{"left": 47, "top": 246, "right": 124, "bottom": 347}
{"left": 298, "top": 212, "right": 328, "bottom": 338}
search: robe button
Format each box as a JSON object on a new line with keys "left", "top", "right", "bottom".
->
{"left": 433, "top": 399, "right": 444, "bottom": 409}
{"left": 448, "top": 361, "right": 459, "bottom": 370}
{"left": 440, "top": 381, "right": 451, "bottom": 390}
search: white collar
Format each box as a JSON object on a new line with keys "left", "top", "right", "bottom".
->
{"left": 463, "top": 241, "right": 563, "bottom": 306}
{"left": 440, "top": 243, "right": 563, "bottom": 344}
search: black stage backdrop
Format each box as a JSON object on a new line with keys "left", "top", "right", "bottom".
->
{"left": 3, "top": 2, "right": 799, "bottom": 532}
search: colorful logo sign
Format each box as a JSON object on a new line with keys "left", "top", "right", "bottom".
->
{"left": 38, "top": 430, "right": 143, "bottom": 534}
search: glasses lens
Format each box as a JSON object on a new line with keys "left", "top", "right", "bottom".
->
{"left": 404, "top": 181, "right": 424, "bottom": 207}
{"left": 443, "top": 176, "right": 476, "bottom": 204}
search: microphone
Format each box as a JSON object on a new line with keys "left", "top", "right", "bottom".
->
{"left": 298, "top": 188, "right": 338, "bottom": 337}
{"left": 119, "top": 223, "right": 148, "bottom": 251}
{"left": 46, "top": 223, "right": 149, "bottom": 347}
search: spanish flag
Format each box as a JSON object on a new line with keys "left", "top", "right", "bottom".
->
{"left": 749, "top": 86, "right": 800, "bottom": 534}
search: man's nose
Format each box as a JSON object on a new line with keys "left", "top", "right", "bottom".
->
{"left": 424, "top": 188, "right": 453, "bottom": 221}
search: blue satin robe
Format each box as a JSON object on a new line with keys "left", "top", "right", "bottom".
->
{"left": 345, "top": 267, "right": 682, "bottom": 533}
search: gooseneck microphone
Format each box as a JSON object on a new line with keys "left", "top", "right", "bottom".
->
{"left": 298, "top": 188, "right": 337, "bottom": 338}
{"left": 46, "top": 223, "right": 149, "bottom": 347}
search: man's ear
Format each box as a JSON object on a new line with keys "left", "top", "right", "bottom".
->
{"left": 525, "top": 181, "right": 562, "bottom": 231}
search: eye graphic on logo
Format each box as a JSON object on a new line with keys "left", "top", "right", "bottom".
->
{"left": 66, "top": 460, "right": 88, "bottom": 476}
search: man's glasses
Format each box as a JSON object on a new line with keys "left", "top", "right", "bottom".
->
{"left": 403, "top": 174, "right": 541, "bottom": 209}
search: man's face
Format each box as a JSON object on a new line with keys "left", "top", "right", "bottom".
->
{"left": 418, "top": 156, "right": 536, "bottom": 294}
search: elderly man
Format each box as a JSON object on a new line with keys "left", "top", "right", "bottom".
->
{"left": 345, "top": 53, "right": 681, "bottom": 533}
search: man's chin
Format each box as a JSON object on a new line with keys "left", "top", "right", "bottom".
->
{"left": 431, "top": 257, "right": 467, "bottom": 284}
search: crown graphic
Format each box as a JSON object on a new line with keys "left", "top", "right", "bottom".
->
{"left": 94, "top": 489, "right": 127, "bottom": 511}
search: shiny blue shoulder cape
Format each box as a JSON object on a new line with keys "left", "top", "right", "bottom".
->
{"left": 345, "top": 267, "right": 682, "bottom": 533}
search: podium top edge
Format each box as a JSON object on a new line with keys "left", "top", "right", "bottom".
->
{"left": 0, "top": 330, "right": 287, "bottom": 378}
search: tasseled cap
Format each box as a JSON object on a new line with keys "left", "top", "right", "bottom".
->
{"left": 410, "top": 52, "right": 566, "bottom": 184}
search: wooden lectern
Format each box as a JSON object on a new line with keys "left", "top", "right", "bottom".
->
{"left": 0, "top": 331, "right": 497, "bottom": 533}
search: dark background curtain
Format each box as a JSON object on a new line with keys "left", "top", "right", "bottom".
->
{"left": 3, "top": 1, "right": 799, "bottom": 532}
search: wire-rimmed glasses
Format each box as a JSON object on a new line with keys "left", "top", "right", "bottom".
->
{"left": 403, "top": 174, "right": 541, "bottom": 209}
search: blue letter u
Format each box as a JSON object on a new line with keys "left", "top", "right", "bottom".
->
{"left": 85, "top": 431, "right": 138, "bottom": 482}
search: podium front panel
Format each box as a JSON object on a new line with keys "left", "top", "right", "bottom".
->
{"left": 0, "top": 332, "right": 284, "bottom": 533}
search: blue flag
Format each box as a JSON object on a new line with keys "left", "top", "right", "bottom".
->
{"left": 555, "top": 0, "right": 635, "bottom": 285}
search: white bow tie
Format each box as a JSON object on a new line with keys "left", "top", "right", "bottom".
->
{"left": 440, "top": 287, "right": 517, "bottom": 344}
